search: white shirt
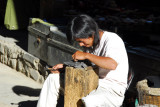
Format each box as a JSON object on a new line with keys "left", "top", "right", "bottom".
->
{"left": 88, "top": 31, "right": 129, "bottom": 88}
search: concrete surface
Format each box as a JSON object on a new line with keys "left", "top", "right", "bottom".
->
{"left": 0, "top": 62, "right": 43, "bottom": 107}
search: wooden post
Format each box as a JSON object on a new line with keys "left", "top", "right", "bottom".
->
{"left": 64, "top": 66, "right": 98, "bottom": 107}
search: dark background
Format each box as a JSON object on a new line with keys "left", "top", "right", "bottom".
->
{"left": 1, "top": 0, "right": 160, "bottom": 47}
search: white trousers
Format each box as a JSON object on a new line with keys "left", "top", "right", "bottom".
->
{"left": 37, "top": 73, "right": 61, "bottom": 107}
{"left": 81, "top": 79, "right": 125, "bottom": 107}
{"left": 37, "top": 74, "right": 125, "bottom": 107}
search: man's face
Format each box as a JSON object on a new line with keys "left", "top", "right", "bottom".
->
{"left": 75, "top": 36, "right": 94, "bottom": 47}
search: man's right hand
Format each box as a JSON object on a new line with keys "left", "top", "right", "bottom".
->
{"left": 50, "top": 64, "right": 64, "bottom": 73}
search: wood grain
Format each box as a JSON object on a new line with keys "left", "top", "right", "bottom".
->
{"left": 64, "top": 66, "right": 98, "bottom": 107}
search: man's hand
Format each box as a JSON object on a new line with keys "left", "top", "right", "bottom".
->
{"left": 72, "top": 51, "right": 87, "bottom": 61}
{"left": 50, "top": 64, "right": 64, "bottom": 73}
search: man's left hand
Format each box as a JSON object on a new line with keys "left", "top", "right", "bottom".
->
{"left": 72, "top": 51, "right": 87, "bottom": 61}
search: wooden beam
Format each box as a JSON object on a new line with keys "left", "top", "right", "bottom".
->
{"left": 64, "top": 66, "right": 98, "bottom": 107}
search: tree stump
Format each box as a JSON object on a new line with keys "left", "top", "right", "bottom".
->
{"left": 64, "top": 66, "right": 98, "bottom": 107}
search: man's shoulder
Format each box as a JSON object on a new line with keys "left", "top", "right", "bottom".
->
{"left": 103, "top": 31, "right": 121, "bottom": 41}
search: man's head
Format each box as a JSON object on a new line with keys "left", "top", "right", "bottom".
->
{"left": 75, "top": 36, "right": 94, "bottom": 47}
{"left": 66, "top": 14, "right": 99, "bottom": 48}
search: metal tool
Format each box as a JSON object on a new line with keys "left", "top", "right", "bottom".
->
{"left": 63, "top": 60, "right": 91, "bottom": 68}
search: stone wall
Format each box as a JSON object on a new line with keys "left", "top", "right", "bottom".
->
{"left": 0, "top": 35, "right": 46, "bottom": 84}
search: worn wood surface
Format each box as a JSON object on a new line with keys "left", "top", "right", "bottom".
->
{"left": 139, "top": 95, "right": 160, "bottom": 107}
{"left": 64, "top": 66, "right": 98, "bottom": 107}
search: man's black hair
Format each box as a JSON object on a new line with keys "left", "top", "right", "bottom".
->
{"left": 66, "top": 14, "right": 100, "bottom": 49}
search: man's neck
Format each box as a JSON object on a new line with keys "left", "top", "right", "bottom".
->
{"left": 99, "top": 30, "right": 104, "bottom": 40}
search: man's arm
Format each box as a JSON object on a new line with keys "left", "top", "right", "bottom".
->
{"left": 72, "top": 51, "right": 117, "bottom": 70}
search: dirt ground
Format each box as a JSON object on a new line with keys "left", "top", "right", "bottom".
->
{"left": 0, "top": 62, "right": 42, "bottom": 107}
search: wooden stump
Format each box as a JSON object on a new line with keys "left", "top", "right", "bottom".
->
{"left": 64, "top": 66, "right": 98, "bottom": 107}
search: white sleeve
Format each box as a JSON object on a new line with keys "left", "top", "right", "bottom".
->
{"left": 105, "top": 36, "right": 126, "bottom": 64}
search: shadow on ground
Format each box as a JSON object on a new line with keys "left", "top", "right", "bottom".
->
{"left": 11, "top": 85, "right": 41, "bottom": 107}
{"left": 11, "top": 100, "right": 38, "bottom": 107}
{"left": 11, "top": 98, "right": 64, "bottom": 107}
{"left": 12, "top": 85, "right": 41, "bottom": 96}
{"left": 12, "top": 85, "right": 64, "bottom": 107}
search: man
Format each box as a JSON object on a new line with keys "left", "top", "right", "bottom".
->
{"left": 37, "top": 14, "right": 128, "bottom": 107}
